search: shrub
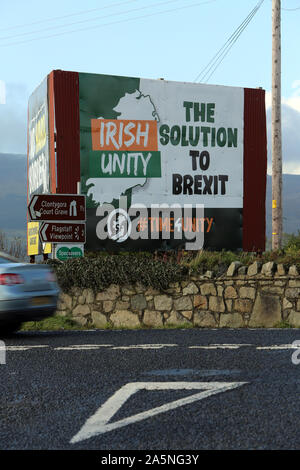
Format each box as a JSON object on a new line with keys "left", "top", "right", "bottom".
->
{"left": 46, "top": 240, "right": 300, "bottom": 294}
{"left": 284, "top": 231, "right": 300, "bottom": 251}
{"left": 46, "top": 254, "right": 187, "bottom": 292}
{"left": 186, "top": 250, "right": 253, "bottom": 275}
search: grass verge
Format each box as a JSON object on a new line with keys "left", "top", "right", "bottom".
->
{"left": 273, "top": 320, "right": 293, "bottom": 329}
{"left": 19, "top": 316, "right": 296, "bottom": 332}
{"left": 20, "top": 315, "right": 90, "bottom": 331}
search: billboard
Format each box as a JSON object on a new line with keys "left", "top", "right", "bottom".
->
{"left": 79, "top": 73, "right": 244, "bottom": 251}
{"left": 27, "top": 77, "right": 51, "bottom": 256}
{"left": 27, "top": 77, "right": 50, "bottom": 200}
{"left": 32, "top": 70, "right": 267, "bottom": 252}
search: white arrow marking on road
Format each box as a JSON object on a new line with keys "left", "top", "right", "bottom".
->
{"left": 70, "top": 381, "right": 248, "bottom": 444}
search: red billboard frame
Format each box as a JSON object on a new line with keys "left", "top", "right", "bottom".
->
{"left": 243, "top": 87, "right": 267, "bottom": 251}
{"left": 45, "top": 70, "right": 267, "bottom": 252}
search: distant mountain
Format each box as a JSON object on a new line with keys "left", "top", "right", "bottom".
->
{"left": 0, "top": 153, "right": 299, "bottom": 244}
{"left": 266, "top": 175, "right": 300, "bottom": 238}
{"left": 0, "top": 153, "right": 27, "bottom": 235}
{"left": 0, "top": 153, "right": 27, "bottom": 196}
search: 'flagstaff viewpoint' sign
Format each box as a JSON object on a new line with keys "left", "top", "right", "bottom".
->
{"left": 40, "top": 222, "right": 86, "bottom": 243}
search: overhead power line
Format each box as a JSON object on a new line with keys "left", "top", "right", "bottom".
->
{"left": 0, "top": 0, "right": 218, "bottom": 48}
{"left": 0, "top": 0, "right": 183, "bottom": 41}
{"left": 194, "top": 0, "right": 265, "bottom": 83}
{"left": 0, "top": 0, "right": 140, "bottom": 32}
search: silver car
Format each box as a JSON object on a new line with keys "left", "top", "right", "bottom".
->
{"left": 0, "top": 251, "right": 60, "bottom": 335}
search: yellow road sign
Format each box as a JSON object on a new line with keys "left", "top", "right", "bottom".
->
{"left": 43, "top": 242, "right": 52, "bottom": 254}
{"left": 27, "top": 222, "right": 39, "bottom": 255}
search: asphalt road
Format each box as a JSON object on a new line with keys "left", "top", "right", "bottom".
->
{"left": 1, "top": 328, "right": 300, "bottom": 450}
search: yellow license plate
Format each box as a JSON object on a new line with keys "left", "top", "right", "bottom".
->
{"left": 31, "top": 296, "right": 51, "bottom": 306}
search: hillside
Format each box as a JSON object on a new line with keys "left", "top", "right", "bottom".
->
{"left": 0, "top": 153, "right": 27, "bottom": 235}
{"left": 266, "top": 174, "right": 300, "bottom": 238}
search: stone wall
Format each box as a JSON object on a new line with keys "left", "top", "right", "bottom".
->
{"left": 55, "top": 261, "right": 300, "bottom": 328}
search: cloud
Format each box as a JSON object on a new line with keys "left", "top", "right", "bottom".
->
{"left": 265, "top": 90, "right": 272, "bottom": 110}
{"left": 0, "top": 82, "right": 28, "bottom": 154}
{"left": 283, "top": 96, "right": 300, "bottom": 113}
{"left": 0, "top": 80, "right": 5, "bottom": 105}
{"left": 265, "top": 85, "right": 300, "bottom": 174}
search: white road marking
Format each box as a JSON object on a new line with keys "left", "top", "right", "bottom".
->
{"left": 70, "top": 381, "right": 248, "bottom": 444}
{"left": 54, "top": 344, "right": 113, "bottom": 350}
{"left": 189, "top": 344, "right": 253, "bottom": 349}
{"left": 256, "top": 344, "right": 299, "bottom": 350}
{"left": 3, "top": 343, "right": 299, "bottom": 352}
{"left": 111, "top": 344, "right": 177, "bottom": 350}
{"left": 4, "top": 345, "right": 49, "bottom": 351}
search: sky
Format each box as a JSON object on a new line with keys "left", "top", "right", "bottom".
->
{"left": 0, "top": 0, "right": 299, "bottom": 173}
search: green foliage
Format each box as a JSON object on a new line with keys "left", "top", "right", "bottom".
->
{"left": 186, "top": 250, "right": 253, "bottom": 275}
{"left": 46, "top": 235, "right": 300, "bottom": 294}
{"left": 184, "top": 246, "right": 300, "bottom": 275}
{"left": 47, "top": 254, "right": 187, "bottom": 292}
{"left": 283, "top": 230, "right": 300, "bottom": 253}
{"left": 273, "top": 320, "right": 293, "bottom": 329}
{"left": 163, "top": 322, "right": 194, "bottom": 329}
{"left": 20, "top": 314, "right": 86, "bottom": 331}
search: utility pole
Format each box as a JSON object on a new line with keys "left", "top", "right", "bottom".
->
{"left": 272, "top": 0, "right": 282, "bottom": 250}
